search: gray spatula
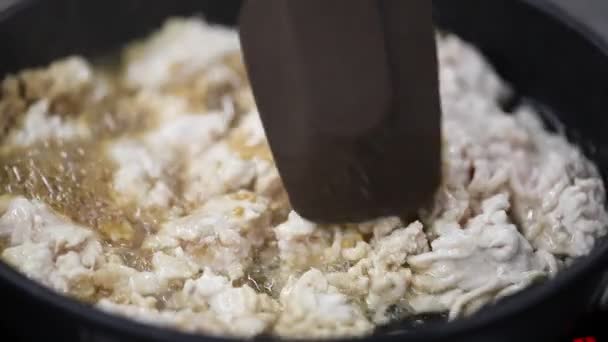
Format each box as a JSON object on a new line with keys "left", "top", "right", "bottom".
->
{"left": 239, "top": 0, "right": 441, "bottom": 223}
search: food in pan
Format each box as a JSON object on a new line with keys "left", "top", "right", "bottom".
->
{"left": 0, "top": 18, "right": 606, "bottom": 339}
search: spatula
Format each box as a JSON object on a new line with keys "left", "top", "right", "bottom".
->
{"left": 239, "top": 0, "right": 441, "bottom": 223}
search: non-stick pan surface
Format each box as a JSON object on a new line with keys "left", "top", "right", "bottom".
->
{"left": 0, "top": 1, "right": 607, "bottom": 341}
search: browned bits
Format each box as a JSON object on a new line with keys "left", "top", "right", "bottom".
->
{"left": 0, "top": 99, "right": 25, "bottom": 138}
{"left": 98, "top": 219, "right": 135, "bottom": 243}
{"left": 222, "top": 52, "right": 249, "bottom": 82}
{"left": 69, "top": 274, "right": 98, "bottom": 302}
{"left": 340, "top": 234, "right": 361, "bottom": 249}
{"left": 49, "top": 92, "right": 89, "bottom": 116}
{"left": 159, "top": 54, "right": 251, "bottom": 116}
{"left": 232, "top": 206, "right": 245, "bottom": 217}
{"left": 19, "top": 70, "right": 55, "bottom": 102}
{"left": 227, "top": 130, "right": 273, "bottom": 161}
{"left": 0, "top": 77, "right": 28, "bottom": 138}
{"left": 230, "top": 190, "right": 257, "bottom": 202}
{"left": 116, "top": 248, "right": 154, "bottom": 272}
{"left": 269, "top": 192, "right": 291, "bottom": 225}
{"left": 0, "top": 237, "right": 9, "bottom": 252}
{"left": 242, "top": 251, "right": 282, "bottom": 298}
{"left": 1, "top": 76, "right": 23, "bottom": 98}
{"left": 81, "top": 89, "right": 157, "bottom": 139}
{"left": 204, "top": 81, "right": 238, "bottom": 112}
{"left": 18, "top": 62, "right": 93, "bottom": 116}
{"left": 195, "top": 56, "right": 254, "bottom": 115}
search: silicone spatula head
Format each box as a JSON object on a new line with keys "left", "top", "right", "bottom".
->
{"left": 239, "top": 0, "right": 441, "bottom": 223}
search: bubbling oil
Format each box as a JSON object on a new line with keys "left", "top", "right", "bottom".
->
{"left": 0, "top": 67, "right": 164, "bottom": 251}
{"left": 0, "top": 138, "right": 159, "bottom": 246}
{"left": 0, "top": 48, "right": 256, "bottom": 273}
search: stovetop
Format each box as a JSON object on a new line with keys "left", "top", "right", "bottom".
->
{"left": 568, "top": 310, "right": 607, "bottom": 342}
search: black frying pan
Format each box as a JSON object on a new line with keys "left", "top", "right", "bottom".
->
{"left": 0, "top": 1, "right": 607, "bottom": 341}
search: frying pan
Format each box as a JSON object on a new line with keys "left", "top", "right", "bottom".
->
{"left": 0, "top": 0, "right": 607, "bottom": 341}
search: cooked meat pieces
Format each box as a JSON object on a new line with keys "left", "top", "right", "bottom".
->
{"left": 0, "top": 17, "right": 606, "bottom": 339}
{"left": 408, "top": 194, "right": 547, "bottom": 319}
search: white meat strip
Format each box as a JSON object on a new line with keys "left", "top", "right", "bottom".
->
{"left": 509, "top": 107, "right": 608, "bottom": 257}
{"left": 408, "top": 194, "right": 548, "bottom": 319}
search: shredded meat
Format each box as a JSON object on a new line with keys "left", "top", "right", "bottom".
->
{"left": 0, "top": 17, "right": 606, "bottom": 339}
